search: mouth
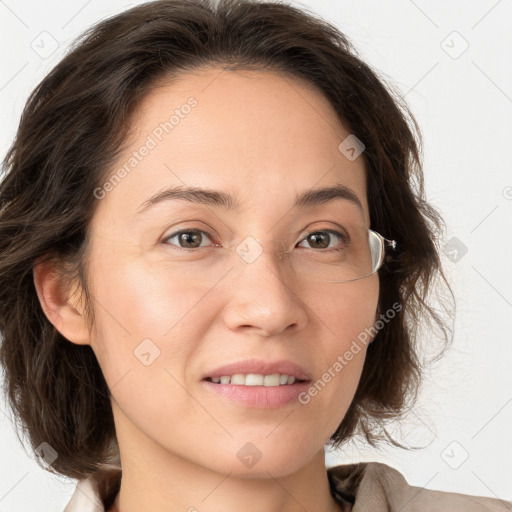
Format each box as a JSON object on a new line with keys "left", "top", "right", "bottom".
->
{"left": 201, "top": 375, "right": 312, "bottom": 409}
{"left": 202, "top": 374, "right": 310, "bottom": 386}
{"left": 202, "top": 358, "right": 312, "bottom": 384}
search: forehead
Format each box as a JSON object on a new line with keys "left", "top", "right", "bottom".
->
{"left": 93, "top": 67, "right": 369, "bottom": 228}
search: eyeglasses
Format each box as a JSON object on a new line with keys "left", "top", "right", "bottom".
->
{"left": 165, "top": 223, "right": 397, "bottom": 285}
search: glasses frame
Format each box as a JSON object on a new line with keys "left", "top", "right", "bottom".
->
{"left": 322, "top": 228, "right": 397, "bottom": 283}
{"left": 368, "top": 228, "right": 397, "bottom": 271}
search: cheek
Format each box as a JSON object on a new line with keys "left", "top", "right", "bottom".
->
{"left": 86, "top": 256, "right": 208, "bottom": 440}
{"left": 303, "top": 276, "right": 378, "bottom": 405}
{"left": 86, "top": 250, "right": 212, "bottom": 391}
{"left": 320, "top": 274, "right": 379, "bottom": 344}
{"left": 91, "top": 244, "right": 209, "bottom": 334}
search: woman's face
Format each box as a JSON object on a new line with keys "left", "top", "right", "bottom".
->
{"left": 83, "top": 67, "right": 379, "bottom": 476}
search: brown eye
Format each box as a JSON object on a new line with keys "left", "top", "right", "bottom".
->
{"left": 297, "top": 230, "right": 347, "bottom": 251}
{"left": 164, "top": 229, "right": 213, "bottom": 249}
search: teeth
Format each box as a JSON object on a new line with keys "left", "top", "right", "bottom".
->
{"left": 209, "top": 373, "right": 298, "bottom": 386}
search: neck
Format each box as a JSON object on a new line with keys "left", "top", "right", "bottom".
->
{"left": 109, "top": 454, "right": 347, "bottom": 512}
{"left": 108, "top": 417, "right": 348, "bottom": 512}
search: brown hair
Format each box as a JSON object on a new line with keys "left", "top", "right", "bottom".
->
{"left": 0, "top": 0, "right": 454, "bottom": 507}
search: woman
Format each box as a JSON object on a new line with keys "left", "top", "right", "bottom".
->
{"left": 0, "top": 1, "right": 510, "bottom": 511}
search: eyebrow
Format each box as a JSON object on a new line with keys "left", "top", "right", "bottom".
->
{"left": 135, "top": 183, "right": 364, "bottom": 215}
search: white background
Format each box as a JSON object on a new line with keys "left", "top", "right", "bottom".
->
{"left": 1, "top": 0, "right": 511, "bottom": 510}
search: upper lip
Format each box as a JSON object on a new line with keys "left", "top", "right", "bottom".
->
{"left": 203, "top": 359, "right": 312, "bottom": 381}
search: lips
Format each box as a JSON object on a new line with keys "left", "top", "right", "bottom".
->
{"left": 202, "top": 358, "right": 312, "bottom": 382}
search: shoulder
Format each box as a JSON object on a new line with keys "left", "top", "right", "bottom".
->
{"left": 327, "top": 461, "right": 512, "bottom": 511}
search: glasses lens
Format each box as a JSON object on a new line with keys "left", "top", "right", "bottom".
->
{"left": 283, "top": 226, "right": 383, "bottom": 283}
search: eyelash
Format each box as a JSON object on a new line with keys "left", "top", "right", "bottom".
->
{"left": 162, "top": 228, "right": 348, "bottom": 253}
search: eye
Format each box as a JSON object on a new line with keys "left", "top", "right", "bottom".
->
{"left": 162, "top": 227, "right": 349, "bottom": 252}
{"left": 297, "top": 230, "right": 348, "bottom": 252}
{"left": 163, "top": 229, "right": 216, "bottom": 250}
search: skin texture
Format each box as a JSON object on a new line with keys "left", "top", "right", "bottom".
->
{"left": 34, "top": 67, "right": 380, "bottom": 512}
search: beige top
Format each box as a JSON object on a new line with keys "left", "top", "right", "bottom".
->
{"left": 63, "top": 461, "right": 512, "bottom": 511}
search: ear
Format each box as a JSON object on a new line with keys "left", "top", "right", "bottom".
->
{"left": 32, "top": 256, "right": 91, "bottom": 345}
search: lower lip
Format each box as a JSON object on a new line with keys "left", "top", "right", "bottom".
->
{"left": 201, "top": 379, "right": 311, "bottom": 409}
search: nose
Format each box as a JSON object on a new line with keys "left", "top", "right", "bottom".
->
{"left": 221, "top": 236, "right": 308, "bottom": 337}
